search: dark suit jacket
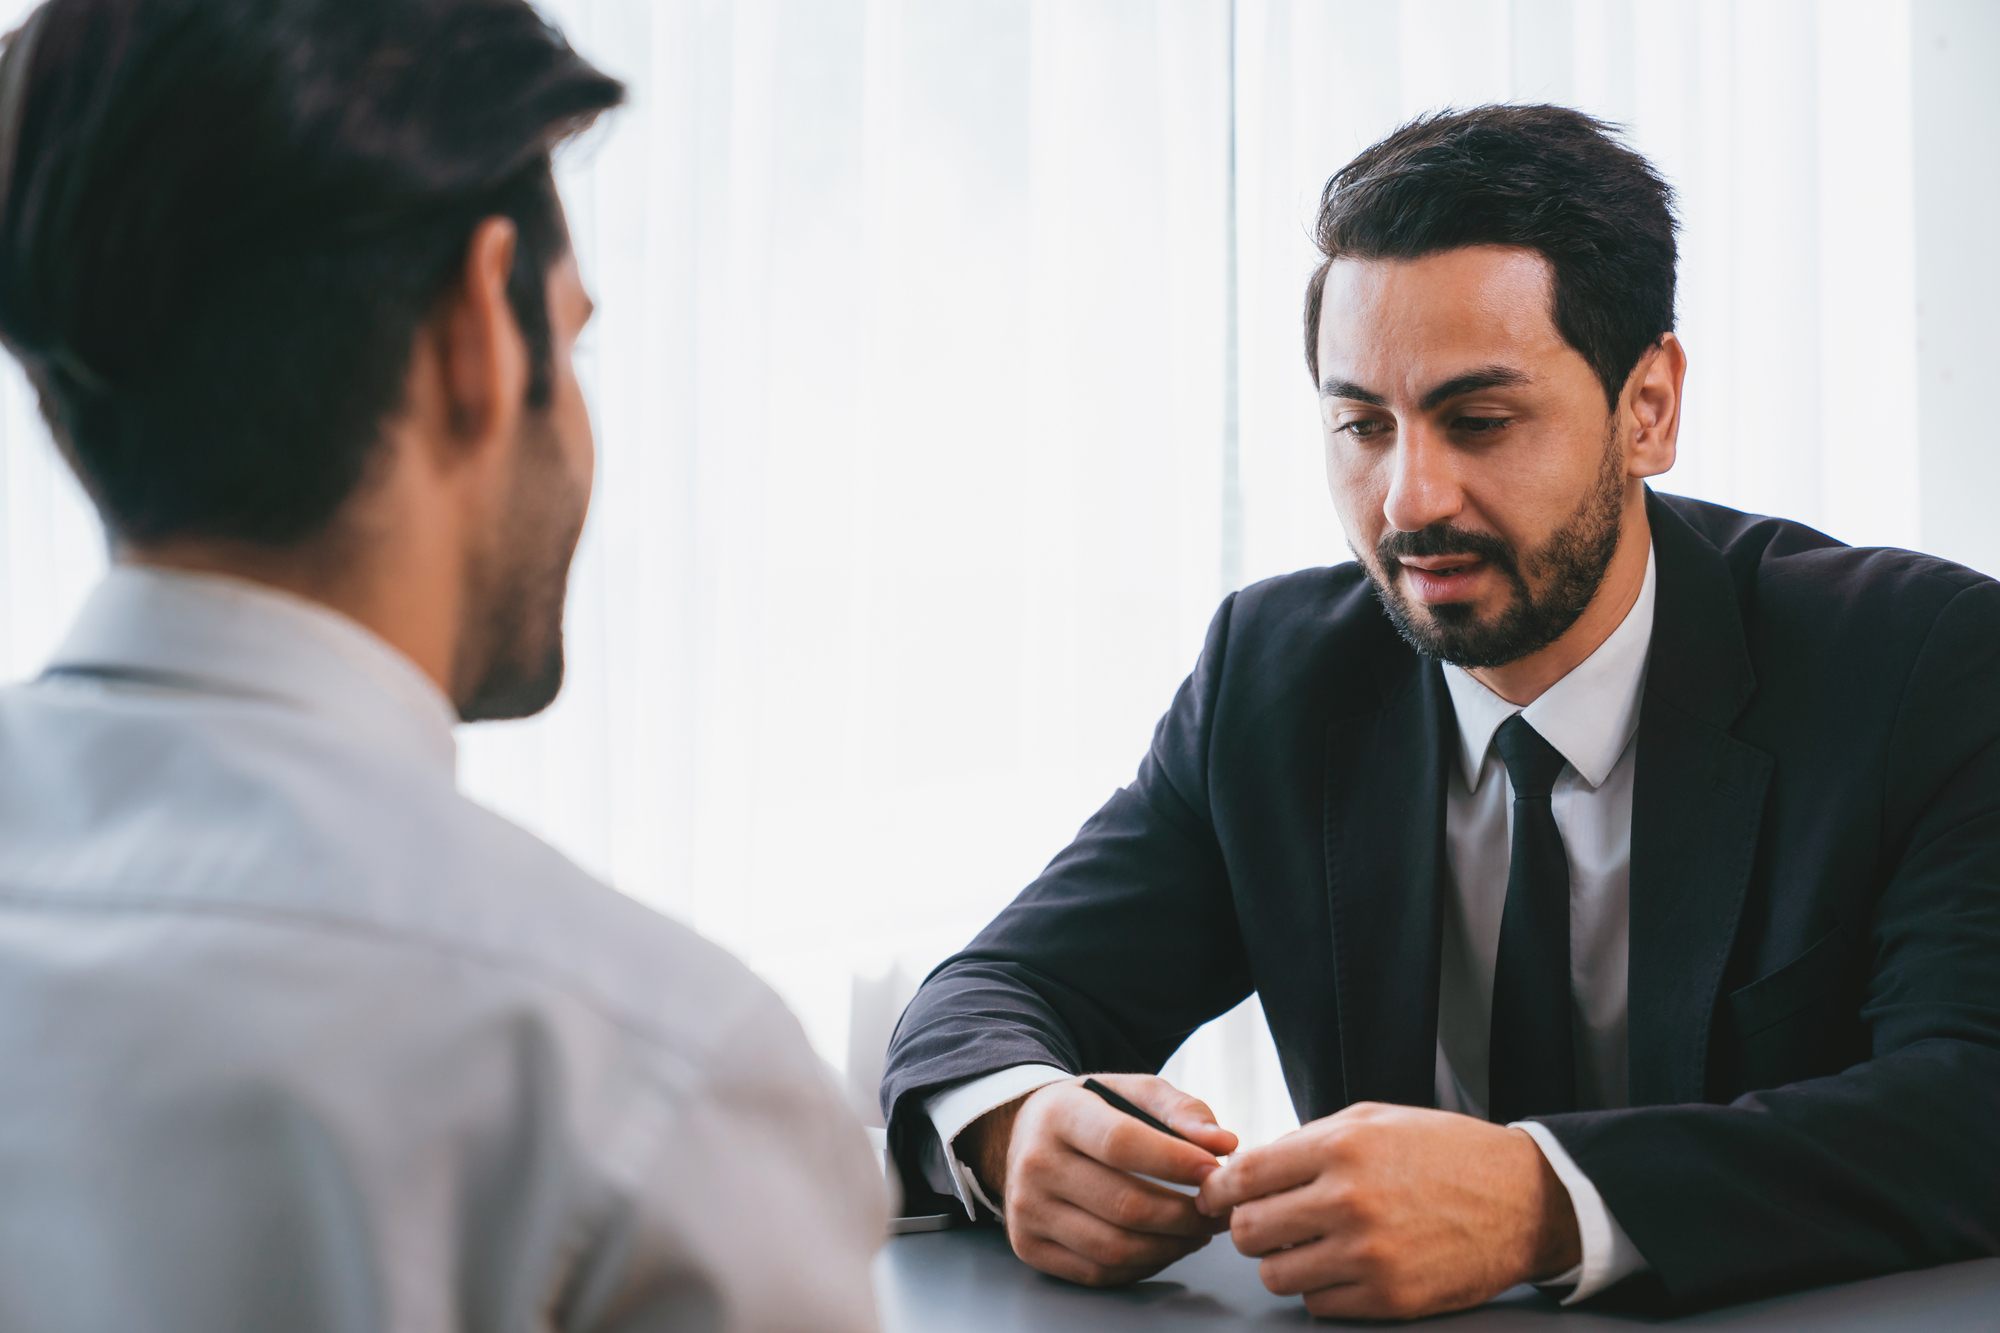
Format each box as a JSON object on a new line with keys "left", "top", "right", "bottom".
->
{"left": 881, "top": 491, "right": 2000, "bottom": 1309}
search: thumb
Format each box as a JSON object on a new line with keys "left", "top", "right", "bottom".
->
{"left": 1147, "top": 1085, "right": 1239, "bottom": 1157}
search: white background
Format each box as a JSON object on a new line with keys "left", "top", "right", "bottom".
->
{"left": 2, "top": 0, "right": 1994, "bottom": 1150}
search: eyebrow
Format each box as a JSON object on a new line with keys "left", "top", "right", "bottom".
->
{"left": 1419, "top": 365, "right": 1529, "bottom": 410}
{"left": 1319, "top": 365, "right": 1531, "bottom": 412}
{"left": 1319, "top": 378, "right": 1387, "bottom": 407}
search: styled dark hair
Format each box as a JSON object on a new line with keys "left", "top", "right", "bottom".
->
{"left": 1305, "top": 105, "right": 1677, "bottom": 410}
{"left": 0, "top": 0, "right": 624, "bottom": 545}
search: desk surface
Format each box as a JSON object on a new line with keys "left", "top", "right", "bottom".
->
{"left": 876, "top": 1228, "right": 2000, "bottom": 1330}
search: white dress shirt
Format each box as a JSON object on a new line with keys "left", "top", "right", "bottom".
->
{"left": 0, "top": 567, "right": 888, "bottom": 1333}
{"left": 923, "top": 548, "right": 1658, "bottom": 1303}
{"left": 1434, "top": 545, "right": 1655, "bottom": 1299}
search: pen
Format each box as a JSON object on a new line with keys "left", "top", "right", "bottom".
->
{"left": 1082, "top": 1077, "right": 1195, "bottom": 1143}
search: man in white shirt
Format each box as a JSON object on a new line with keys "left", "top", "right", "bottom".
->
{"left": 0, "top": 2, "right": 885, "bottom": 1328}
{"left": 883, "top": 105, "right": 2000, "bottom": 1317}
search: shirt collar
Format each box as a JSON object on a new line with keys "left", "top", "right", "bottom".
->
{"left": 43, "top": 565, "right": 458, "bottom": 779}
{"left": 1441, "top": 542, "right": 1656, "bottom": 792}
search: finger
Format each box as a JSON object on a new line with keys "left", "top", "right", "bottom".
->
{"left": 1197, "top": 1133, "right": 1324, "bottom": 1213}
{"left": 1012, "top": 1232, "right": 1123, "bottom": 1288}
{"left": 1013, "top": 1231, "right": 1197, "bottom": 1290}
{"left": 1026, "top": 1198, "right": 1213, "bottom": 1281}
{"left": 1227, "top": 1186, "right": 1339, "bottom": 1257}
{"left": 1301, "top": 1280, "right": 1432, "bottom": 1323}
{"left": 1300, "top": 1284, "right": 1381, "bottom": 1321}
{"left": 1009, "top": 1140, "right": 1218, "bottom": 1240}
{"left": 1049, "top": 1086, "right": 1223, "bottom": 1186}
{"left": 1254, "top": 1232, "right": 1366, "bottom": 1299}
{"left": 1090, "top": 1074, "right": 1242, "bottom": 1157}
{"left": 1046, "top": 1148, "right": 1232, "bottom": 1239}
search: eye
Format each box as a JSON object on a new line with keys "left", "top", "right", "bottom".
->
{"left": 1336, "top": 418, "right": 1392, "bottom": 440}
{"left": 1454, "top": 416, "right": 1513, "bottom": 435}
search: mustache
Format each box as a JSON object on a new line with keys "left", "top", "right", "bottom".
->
{"left": 1374, "top": 523, "right": 1520, "bottom": 578}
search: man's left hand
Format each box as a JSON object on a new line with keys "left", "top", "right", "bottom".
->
{"left": 1195, "top": 1102, "right": 1582, "bottom": 1320}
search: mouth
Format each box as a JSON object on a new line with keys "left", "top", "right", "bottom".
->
{"left": 1396, "top": 555, "right": 1488, "bottom": 603}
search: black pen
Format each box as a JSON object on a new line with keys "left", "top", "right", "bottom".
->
{"left": 1082, "top": 1077, "right": 1195, "bottom": 1143}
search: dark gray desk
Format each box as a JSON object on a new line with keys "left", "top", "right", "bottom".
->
{"left": 876, "top": 1228, "right": 2000, "bottom": 1330}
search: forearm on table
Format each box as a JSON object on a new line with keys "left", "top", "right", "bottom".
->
{"left": 1513, "top": 1120, "right": 1647, "bottom": 1302}
{"left": 1538, "top": 1041, "right": 2000, "bottom": 1307}
{"left": 881, "top": 954, "right": 1189, "bottom": 1207}
{"left": 911, "top": 1063, "right": 1072, "bottom": 1218}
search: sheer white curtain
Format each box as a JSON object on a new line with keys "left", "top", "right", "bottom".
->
{"left": 1234, "top": 0, "right": 1926, "bottom": 588}
{"left": 1, "top": 0, "right": 1992, "bottom": 1151}
{"left": 497, "top": 0, "right": 1247, "bottom": 1127}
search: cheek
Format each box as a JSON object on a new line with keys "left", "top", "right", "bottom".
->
{"left": 1324, "top": 437, "right": 1387, "bottom": 549}
{"left": 1477, "top": 424, "right": 1606, "bottom": 536}
{"left": 552, "top": 364, "right": 595, "bottom": 491}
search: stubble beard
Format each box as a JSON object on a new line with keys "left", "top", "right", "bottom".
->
{"left": 455, "top": 412, "right": 587, "bottom": 723}
{"left": 1365, "top": 430, "right": 1626, "bottom": 670}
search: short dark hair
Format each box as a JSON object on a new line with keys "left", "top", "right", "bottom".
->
{"left": 1304, "top": 105, "right": 1677, "bottom": 410}
{"left": 0, "top": 0, "right": 624, "bottom": 546}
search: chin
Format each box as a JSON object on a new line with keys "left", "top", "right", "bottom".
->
{"left": 1422, "top": 600, "right": 1484, "bottom": 628}
{"left": 457, "top": 642, "right": 566, "bottom": 723}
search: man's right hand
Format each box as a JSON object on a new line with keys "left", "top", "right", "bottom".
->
{"left": 959, "top": 1074, "right": 1239, "bottom": 1287}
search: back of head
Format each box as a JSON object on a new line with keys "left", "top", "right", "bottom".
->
{"left": 1306, "top": 104, "right": 1678, "bottom": 410}
{"left": 0, "top": 0, "right": 623, "bottom": 547}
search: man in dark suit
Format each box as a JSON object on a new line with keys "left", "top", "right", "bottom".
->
{"left": 881, "top": 104, "right": 2000, "bottom": 1319}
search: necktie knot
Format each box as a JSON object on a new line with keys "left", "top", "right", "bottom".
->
{"left": 1494, "top": 714, "right": 1567, "bottom": 800}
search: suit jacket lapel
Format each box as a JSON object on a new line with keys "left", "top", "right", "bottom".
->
{"left": 1322, "top": 648, "right": 1453, "bottom": 1111}
{"left": 1628, "top": 493, "right": 1774, "bottom": 1105}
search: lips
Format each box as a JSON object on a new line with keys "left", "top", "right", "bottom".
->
{"left": 1399, "top": 557, "right": 1487, "bottom": 603}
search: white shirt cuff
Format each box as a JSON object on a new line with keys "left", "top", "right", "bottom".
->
{"left": 919, "top": 1064, "right": 1072, "bottom": 1221}
{"left": 1510, "top": 1120, "right": 1649, "bottom": 1303}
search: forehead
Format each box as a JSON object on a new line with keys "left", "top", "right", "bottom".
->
{"left": 1315, "top": 246, "right": 1567, "bottom": 391}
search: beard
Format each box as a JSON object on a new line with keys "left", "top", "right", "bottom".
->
{"left": 1365, "top": 433, "right": 1625, "bottom": 669}
{"left": 454, "top": 412, "right": 588, "bottom": 722}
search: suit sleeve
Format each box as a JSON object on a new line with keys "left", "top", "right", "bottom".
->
{"left": 1542, "top": 579, "right": 2000, "bottom": 1310}
{"left": 880, "top": 594, "right": 1255, "bottom": 1213}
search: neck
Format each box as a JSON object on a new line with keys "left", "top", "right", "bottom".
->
{"left": 125, "top": 514, "right": 466, "bottom": 703}
{"left": 1465, "top": 487, "right": 1652, "bottom": 707}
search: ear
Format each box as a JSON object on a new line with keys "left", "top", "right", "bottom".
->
{"left": 1624, "top": 333, "right": 1685, "bottom": 480}
{"left": 424, "top": 216, "right": 529, "bottom": 463}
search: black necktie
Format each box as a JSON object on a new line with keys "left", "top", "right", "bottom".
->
{"left": 1487, "top": 714, "right": 1576, "bottom": 1123}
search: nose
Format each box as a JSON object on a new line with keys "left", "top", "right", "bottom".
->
{"left": 1381, "top": 422, "right": 1463, "bottom": 534}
